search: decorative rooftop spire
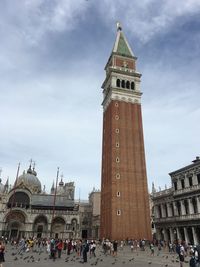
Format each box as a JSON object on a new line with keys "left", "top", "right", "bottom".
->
{"left": 151, "top": 182, "right": 156, "bottom": 194}
{"left": 59, "top": 174, "right": 64, "bottom": 186}
{"left": 116, "top": 21, "right": 122, "bottom": 31}
{"left": 112, "top": 23, "right": 134, "bottom": 57}
{"left": 32, "top": 161, "right": 37, "bottom": 176}
{"left": 51, "top": 180, "right": 55, "bottom": 194}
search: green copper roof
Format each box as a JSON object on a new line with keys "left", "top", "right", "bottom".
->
{"left": 116, "top": 33, "right": 133, "bottom": 57}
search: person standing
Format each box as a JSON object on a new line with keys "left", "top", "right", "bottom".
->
{"left": 0, "top": 242, "right": 5, "bottom": 267}
{"left": 56, "top": 239, "right": 63, "bottom": 258}
{"left": 82, "top": 240, "right": 89, "bottom": 263}
{"left": 179, "top": 244, "right": 185, "bottom": 267}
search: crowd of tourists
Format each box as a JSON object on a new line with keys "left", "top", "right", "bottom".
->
{"left": 0, "top": 236, "right": 200, "bottom": 266}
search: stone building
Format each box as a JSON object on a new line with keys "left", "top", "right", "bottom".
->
{"left": 89, "top": 189, "right": 100, "bottom": 239}
{"left": 152, "top": 157, "right": 200, "bottom": 245}
{"left": 0, "top": 165, "right": 80, "bottom": 240}
{"left": 0, "top": 164, "right": 101, "bottom": 241}
{"left": 100, "top": 23, "right": 151, "bottom": 240}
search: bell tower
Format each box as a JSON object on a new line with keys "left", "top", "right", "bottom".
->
{"left": 100, "top": 23, "right": 151, "bottom": 240}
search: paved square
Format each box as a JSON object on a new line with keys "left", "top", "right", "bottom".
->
{"left": 3, "top": 244, "right": 189, "bottom": 267}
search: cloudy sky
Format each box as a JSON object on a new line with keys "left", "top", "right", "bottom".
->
{"left": 0, "top": 0, "right": 200, "bottom": 199}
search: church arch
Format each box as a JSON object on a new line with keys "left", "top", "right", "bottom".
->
{"left": 4, "top": 210, "right": 26, "bottom": 240}
{"left": 121, "top": 80, "right": 125, "bottom": 88}
{"left": 7, "top": 192, "right": 30, "bottom": 209}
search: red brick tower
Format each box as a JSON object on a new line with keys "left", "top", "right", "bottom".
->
{"left": 100, "top": 23, "right": 151, "bottom": 240}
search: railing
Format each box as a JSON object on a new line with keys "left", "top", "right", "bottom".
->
{"left": 154, "top": 212, "right": 200, "bottom": 223}
{"left": 152, "top": 188, "right": 173, "bottom": 197}
{"left": 173, "top": 184, "right": 200, "bottom": 196}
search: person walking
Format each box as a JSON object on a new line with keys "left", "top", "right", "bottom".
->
{"left": 0, "top": 242, "right": 5, "bottom": 267}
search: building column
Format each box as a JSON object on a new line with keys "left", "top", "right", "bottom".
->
{"left": 193, "top": 174, "right": 198, "bottom": 185}
{"left": 169, "top": 228, "right": 175, "bottom": 243}
{"left": 192, "top": 227, "right": 198, "bottom": 245}
{"left": 180, "top": 200, "right": 186, "bottom": 215}
{"left": 188, "top": 199, "right": 194, "bottom": 214}
{"left": 185, "top": 176, "right": 190, "bottom": 187}
{"left": 177, "top": 180, "right": 182, "bottom": 190}
{"left": 155, "top": 205, "right": 159, "bottom": 218}
{"left": 184, "top": 227, "right": 190, "bottom": 244}
{"left": 196, "top": 197, "right": 200, "bottom": 213}
{"left": 176, "top": 228, "right": 181, "bottom": 241}
{"left": 161, "top": 204, "right": 166, "bottom": 218}
{"left": 173, "top": 202, "right": 178, "bottom": 216}
{"left": 167, "top": 203, "right": 172, "bottom": 217}
{"left": 156, "top": 229, "right": 162, "bottom": 240}
{"left": 163, "top": 229, "right": 169, "bottom": 242}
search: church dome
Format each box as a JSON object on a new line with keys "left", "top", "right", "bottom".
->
{"left": 16, "top": 166, "right": 41, "bottom": 193}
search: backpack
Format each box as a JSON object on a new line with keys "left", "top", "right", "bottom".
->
{"left": 176, "top": 244, "right": 181, "bottom": 255}
{"left": 85, "top": 243, "right": 89, "bottom": 252}
{"left": 190, "top": 256, "right": 196, "bottom": 267}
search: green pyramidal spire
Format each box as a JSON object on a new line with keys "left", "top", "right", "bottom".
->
{"left": 112, "top": 22, "right": 134, "bottom": 57}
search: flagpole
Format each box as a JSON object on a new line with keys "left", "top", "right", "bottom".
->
{"left": 51, "top": 167, "right": 59, "bottom": 236}
{"left": 10, "top": 162, "right": 20, "bottom": 210}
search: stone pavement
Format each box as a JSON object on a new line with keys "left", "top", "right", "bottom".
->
{"left": 4, "top": 245, "right": 190, "bottom": 267}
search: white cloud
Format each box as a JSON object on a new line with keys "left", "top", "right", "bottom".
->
{"left": 97, "top": 0, "right": 200, "bottom": 42}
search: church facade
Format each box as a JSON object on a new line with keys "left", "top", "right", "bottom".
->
{"left": 0, "top": 164, "right": 100, "bottom": 241}
{"left": 100, "top": 24, "right": 151, "bottom": 240}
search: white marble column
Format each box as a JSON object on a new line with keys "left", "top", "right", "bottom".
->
{"left": 185, "top": 177, "right": 190, "bottom": 187}
{"left": 156, "top": 229, "right": 162, "bottom": 240}
{"left": 192, "top": 227, "right": 198, "bottom": 245}
{"left": 184, "top": 227, "right": 190, "bottom": 244}
{"left": 161, "top": 204, "right": 166, "bottom": 218}
{"left": 167, "top": 203, "right": 172, "bottom": 217}
{"left": 180, "top": 200, "right": 186, "bottom": 215}
{"left": 196, "top": 197, "right": 200, "bottom": 213}
{"left": 155, "top": 205, "right": 159, "bottom": 218}
{"left": 169, "top": 228, "right": 175, "bottom": 242}
{"left": 193, "top": 174, "right": 198, "bottom": 185}
{"left": 173, "top": 202, "right": 178, "bottom": 216}
{"left": 177, "top": 180, "right": 182, "bottom": 190}
{"left": 176, "top": 228, "right": 181, "bottom": 241}
{"left": 188, "top": 199, "right": 194, "bottom": 214}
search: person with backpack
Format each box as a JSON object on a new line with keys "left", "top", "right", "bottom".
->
{"left": 190, "top": 252, "right": 196, "bottom": 267}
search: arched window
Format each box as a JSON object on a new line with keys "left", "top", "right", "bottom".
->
{"left": 8, "top": 192, "right": 30, "bottom": 209}
{"left": 131, "top": 82, "right": 135, "bottom": 90}
{"left": 126, "top": 81, "right": 130, "bottom": 89}
{"left": 121, "top": 80, "right": 125, "bottom": 88}
{"left": 116, "top": 79, "right": 120, "bottom": 87}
